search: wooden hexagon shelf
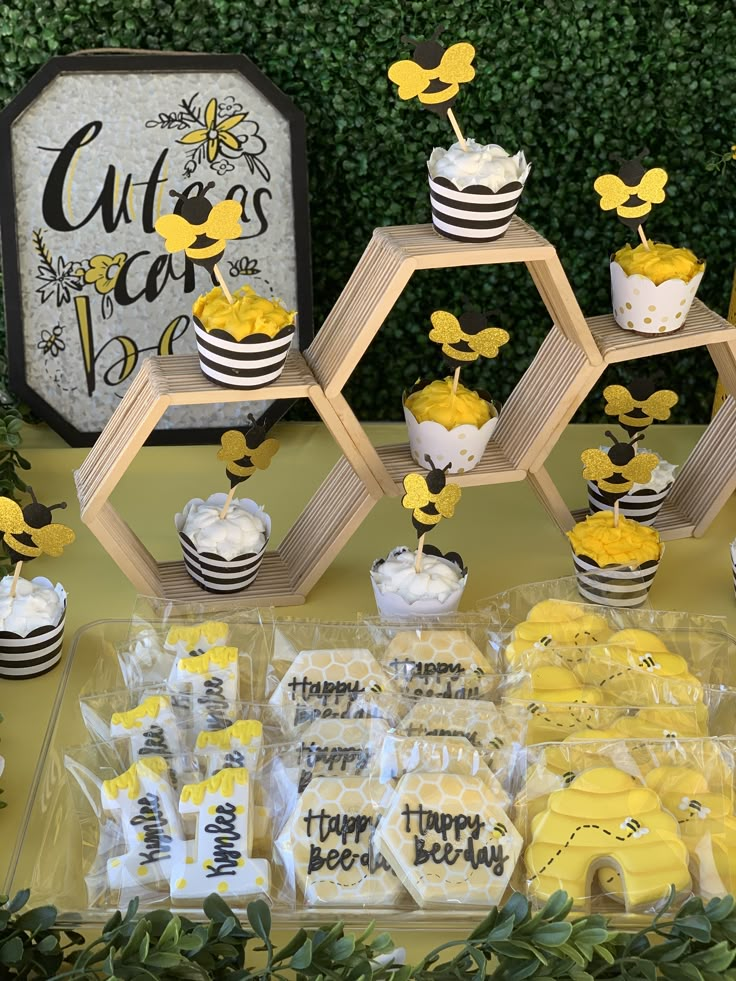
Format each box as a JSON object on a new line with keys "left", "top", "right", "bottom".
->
{"left": 75, "top": 218, "right": 736, "bottom": 604}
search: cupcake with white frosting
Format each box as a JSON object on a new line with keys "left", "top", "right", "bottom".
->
{"left": 370, "top": 545, "right": 467, "bottom": 617}
{"left": 428, "top": 140, "right": 531, "bottom": 242}
{"left": 0, "top": 576, "right": 67, "bottom": 680}
{"left": 175, "top": 494, "right": 271, "bottom": 594}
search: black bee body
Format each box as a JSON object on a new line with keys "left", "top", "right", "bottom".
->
{"left": 170, "top": 182, "right": 221, "bottom": 278}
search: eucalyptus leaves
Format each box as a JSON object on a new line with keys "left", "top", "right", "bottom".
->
{"left": 1, "top": 887, "right": 736, "bottom": 981}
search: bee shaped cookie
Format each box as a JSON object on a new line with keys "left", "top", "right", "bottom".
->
{"left": 388, "top": 27, "right": 475, "bottom": 117}
{"left": 593, "top": 153, "right": 668, "bottom": 231}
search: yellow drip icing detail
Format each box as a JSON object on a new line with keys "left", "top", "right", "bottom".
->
{"left": 166, "top": 621, "right": 228, "bottom": 647}
{"left": 195, "top": 720, "right": 263, "bottom": 750}
{"left": 180, "top": 767, "right": 249, "bottom": 805}
{"left": 111, "top": 695, "right": 170, "bottom": 730}
{"left": 178, "top": 646, "right": 237, "bottom": 674}
{"left": 102, "top": 757, "right": 169, "bottom": 800}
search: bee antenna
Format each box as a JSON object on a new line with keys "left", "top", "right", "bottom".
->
{"left": 637, "top": 146, "right": 650, "bottom": 159}
{"left": 609, "top": 152, "right": 625, "bottom": 165}
{"left": 204, "top": 181, "right": 216, "bottom": 193}
{"left": 424, "top": 454, "right": 436, "bottom": 469}
{"left": 48, "top": 501, "right": 67, "bottom": 512}
{"left": 400, "top": 34, "right": 418, "bottom": 45}
{"left": 604, "top": 430, "right": 619, "bottom": 445}
{"left": 247, "top": 413, "right": 257, "bottom": 426}
{"left": 168, "top": 189, "right": 183, "bottom": 200}
{"left": 430, "top": 24, "right": 446, "bottom": 40}
{"left": 442, "top": 462, "right": 452, "bottom": 473}
{"left": 26, "top": 486, "right": 37, "bottom": 504}
{"left": 630, "top": 433, "right": 644, "bottom": 445}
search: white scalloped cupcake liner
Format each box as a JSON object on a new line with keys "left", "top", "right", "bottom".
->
{"left": 370, "top": 547, "right": 467, "bottom": 617}
{"left": 610, "top": 261, "right": 704, "bottom": 335}
{"left": 403, "top": 400, "right": 498, "bottom": 475}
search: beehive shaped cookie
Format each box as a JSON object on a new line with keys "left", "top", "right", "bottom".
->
{"left": 278, "top": 775, "right": 403, "bottom": 906}
{"left": 101, "top": 756, "right": 184, "bottom": 894}
{"left": 505, "top": 664, "right": 618, "bottom": 742}
{"left": 110, "top": 694, "right": 184, "bottom": 760}
{"left": 170, "top": 768, "right": 269, "bottom": 902}
{"left": 382, "top": 630, "right": 493, "bottom": 698}
{"left": 375, "top": 771, "right": 521, "bottom": 907}
{"left": 376, "top": 735, "right": 509, "bottom": 806}
{"left": 398, "top": 699, "right": 526, "bottom": 770}
{"left": 580, "top": 630, "right": 702, "bottom": 704}
{"left": 526, "top": 766, "right": 691, "bottom": 911}
{"left": 269, "top": 649, "right": 394, "bottom": 729}
{"left": 562, "top": 704, "right": 709, "bottom": 743}
{"left": 298, "top": 716, "right": 389, "bottom": 791}
{"left": 504, "top": 600, "right": 611, "bottom": 666}
{"left": 173, "top": 646, "right": 239, "bottom": 725}
{"left": 195, "top": 719, "right": 263, "bottom": 776}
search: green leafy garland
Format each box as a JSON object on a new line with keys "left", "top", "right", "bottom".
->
{"left": 1, "top": 888, "right": 735, "bottom": 980}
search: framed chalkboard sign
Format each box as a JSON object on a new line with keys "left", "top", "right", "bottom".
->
{"left": 0, "top": 51, "right": 312, "bottom": 445}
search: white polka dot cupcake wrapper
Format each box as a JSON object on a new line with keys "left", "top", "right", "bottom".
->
{"left": 403, "top": 402, "right": 499, "bottom": 475}
{"left": 610, "top": 261, "right": 704, "bottom": 335}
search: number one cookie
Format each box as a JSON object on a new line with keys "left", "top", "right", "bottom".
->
{"left": 101, "top": 757, "right": 184, "bottom": 894}
{"left": 170, "top": 768, "right": 270, "bottom": 901}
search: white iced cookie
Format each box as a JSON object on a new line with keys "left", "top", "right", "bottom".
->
{"left": 195, "top": 719, "right": 263, "bottom": 776}
{"left": 428, "top": 140, "right": 530, "bottom": 192}
{"left": 298, "top": 717, "right": 389, "bottom": 792}
{"left": 371, "top": 549, "right": 464, "bottom": 604}
{"left": 375, "top": 771, "right": 521, "bottom": 908}
{"left": 181, "top": 499, "right": 267, "bottom": 560}
{"left": 102, "top": 757, "right": 184, "bottom": 893}
{"left": 110, "top": 695, "right": 183, "bottom": 761}
{"left": 0, "top": 576, "right": 64, "bottom": 635}
{"left": 277, "top": 775, "right": 403, "bottom": 906}
{"left": 398, "top": 699, "right": 526, "bottom": 770}
{"left": 165, "top": 621, "right": 230, "bottom": 685}
{"left": 270, "top": 649, "right": 393, "bottom": 729}
{"left": 170, "top": 768, "right": 269, "bottom": 901}
{"left": 174, "top": 646, "right": 239, "bottom": 724}
{"left": 382, "top": 629, "right": 492, "bottom": 698}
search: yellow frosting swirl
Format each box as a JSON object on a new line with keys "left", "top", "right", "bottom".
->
{"left": 405, "top": 378, "right": 493, "bottom": 429}
{"left": 193, "top": 284, "right": 295, "bottom": 341}
{"left": 567, "top": 511, "right": 662, "bottom": 567}
{"left": 614, "top": 241, "right": 704, "bottom": 286}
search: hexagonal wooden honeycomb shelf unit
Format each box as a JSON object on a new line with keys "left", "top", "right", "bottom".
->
{"left": 75, "top": 218, "right": 736, "bottom": 605}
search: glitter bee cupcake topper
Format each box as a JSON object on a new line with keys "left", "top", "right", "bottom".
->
{"left": 603, "top": 380, "right": 679, "bottom": 438}
{"left": 581, "top": 432, "right": 659, "bottom": 511}
{"left": 388, "top": 26, "right": 476, "bottom": 150}
{"left": 154, "top": 183, "right": 242, "bottom": 304}
{"left": 429, "top": 303, "right": 509, "bottom": 393}
{"left": 0, "top": 487, "right": 75, "bottom": 599}
{"left": 216, "top": 416, "right": 280, "bottom": 519}
{"left": 402, "top": 460, "right": 462, "bottom": 572}
{"left": 593, "top": 152, "right": 668, "bottom": 250}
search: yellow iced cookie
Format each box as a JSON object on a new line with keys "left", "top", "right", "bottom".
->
{"left": 505, "top": 664, "right": 615, "bottom": 743}
{"left": 504, "top": 601, "right": 611, "bottom": 665}
{"left": 382, "top": 629, "right": 492, "bottom": 697}
{"left": 376, "top": 771, "right": 521, "bottom": 908}
{"left": 526, "top": 767, "right": 691, "bottom": 911}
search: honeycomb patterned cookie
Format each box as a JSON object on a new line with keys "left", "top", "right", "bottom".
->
{"left": 278, "top": 775, "right": 404, "bottom": 906}
{"left": 525, "top": 766, "right": 691, "bottom": 911}
{"left": 382, "top": 630, "right": 493, "bottom": 698}
{"left": 298, "top": 717, "right": 389, "bottom": 791}
{"left": 375, "top": 735, "right": 509, "bottom": 806}
{"left": 270, "top": 649, "right": 394, "bottom": 729}
{"left": 375, "top": 771, "right": 521, "bottom": 907}
{"left": 398, "top": 699, "right": 526, "bottom": 770}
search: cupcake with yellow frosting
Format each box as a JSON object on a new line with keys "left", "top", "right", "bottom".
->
{"left": 567, "top": 511, "right": 663, "bottom": 608}
{"left": 403, "top": 304, "right": 508, "bottom": 474}
{"left": 192, "top": 284, "right": 296, "bottom": 389}
{"left": 610, "top": 240, "right": 705, "bottom": 335}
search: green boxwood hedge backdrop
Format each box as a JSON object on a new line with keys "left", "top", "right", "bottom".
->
{"left": 1, "top": 0, "right": 735, "bottom": 423}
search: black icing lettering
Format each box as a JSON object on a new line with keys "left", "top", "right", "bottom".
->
{"left": 130, "top": 793, "right": 172, "bottom": 865}
{"left": 401, "top": 803, "right": 483, "bottom": 842}
{"left": 288, "top": 676, "right": 364, "bottom": 705}
{"left": 138, "top": 723, "right": 171, "bottom": 757}
{"left": 303, "top": 807, "right": 372, "bottom": 845}
{"left": 203, "top": 802, "right": 241, "bottom": 877}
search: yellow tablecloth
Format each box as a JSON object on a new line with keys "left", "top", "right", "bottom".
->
{"left": 0, "top": 419, "right": 733, "bottom": 956}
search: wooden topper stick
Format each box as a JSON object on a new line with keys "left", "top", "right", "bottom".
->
{"left": 213, "top": 264, "right": 235, "bottom": 305}
{"left": 636, "top": 224, "right": 650, "bottom": 251}
{"left": 415, "top": 533, "right": 426, "bottom": 573}
{"left": 219, "top": 486, "right": 237, "bottom": 521}
{"left": 9, "top": 561, "right": 22, "bottom": 599}
{"left": 613, "top": 499, "right": 620, "bottom": 528}
{"left": 451, "top": 365, "right": 462, "bottom": 397}
{"left": 447, "top": 109, "right": 468, "bottom": 151}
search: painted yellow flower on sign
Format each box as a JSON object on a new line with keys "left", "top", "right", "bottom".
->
{"left": 179, "top": 98, "right": 246, "bottom": 163}
{"left": 77, "top": 253, "right": 128, "bottom": 295}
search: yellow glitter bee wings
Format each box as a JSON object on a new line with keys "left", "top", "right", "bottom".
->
{"left": 33, "top": 523, "right": 76, "bottom": 557}
{"left": 434, "top": 483, "right": 462, "bottom": 519}
{"left": 437, "top": 42, "right": 476, "bottom": 85}
{"left": 155, "top": 199, "right": 243, "bottom": 255}
{"left": 581, "top": 449, "right": 615, "bottom": 483}
{"left": 429, "top": 310, "right": 510, "bottom": 361}
{"left": 603, "top": 385, "right": 678, "bottom": 422}
{"left": 154, "top": 213, "right": 197, "bottom": 253}
{"left": 388, "top": 42, "right": 475, "bottom": 102}
{"left": 388, "top": 59, "right": 431, "bottom": 100}
{"left": 0, "top": 498, "right": 26, "bottom": 535}
{"left": 402, "top": 473, "right": 432, "bottom": 510}
{"left": 621, "top": 452, "right": 660, "bottom": 485}
{"left": 593, "top": 168, "right": 668, "bottom": 214}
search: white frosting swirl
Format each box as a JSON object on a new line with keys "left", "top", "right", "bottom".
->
{"left": 0, "top": 576, "right": 64, "bottom": 635}
{"left": 182, "top": 498, "right": 268, "bottom": 560}
{"left": 371, "top": 548, "right": 463, "bottom": 602}
{"left": 428, "top": 140, "right": 530, "bottom": 191}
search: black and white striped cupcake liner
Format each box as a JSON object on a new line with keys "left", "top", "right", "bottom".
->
{"left": 572, "top": 552, "right": 661, "bottom": 608}
{"left": 193, "top": 317, "right": 295, "bottom": 389}
{"left": 427, "top": 175, "right": 526, "bottom": 243}
{"left": 0, "top": 605, "right": 66, "bottom": 680}
{"left": 587, "top": 481, "right": 672, "bottom": 526}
